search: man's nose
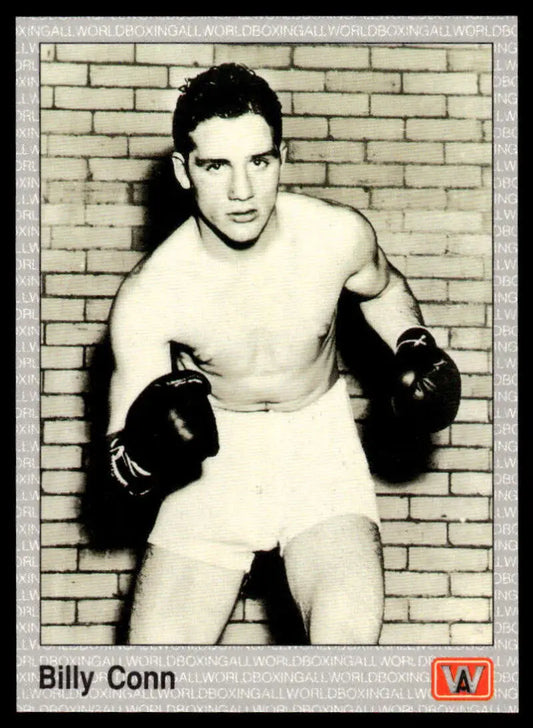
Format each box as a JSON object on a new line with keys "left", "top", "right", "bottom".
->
{"left": 228, "top": 166, "right": 253, "bottom": 201}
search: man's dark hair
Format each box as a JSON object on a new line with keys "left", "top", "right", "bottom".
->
{"left": 172, "top": 63, "right": 283, "bottom": 156}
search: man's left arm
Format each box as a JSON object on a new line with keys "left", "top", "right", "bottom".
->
{"left": 344, "top": 214, "right": 461, "bottom": 433}
{"left": 347, "top": 246, "right": 424, "bottom": 351}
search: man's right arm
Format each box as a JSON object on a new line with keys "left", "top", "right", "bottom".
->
{"left": 105, "top": 275, "right": 219, "bottom": 499}
{"left": 105, "top": 276, "right": 177, "bottom": 496}
{"left": 107, "top": 276, "right": 172, "bottom": 435}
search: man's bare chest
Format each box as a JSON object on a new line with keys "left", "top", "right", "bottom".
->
{"left": 171, "top": 260, "right": 345, "bottom": 375}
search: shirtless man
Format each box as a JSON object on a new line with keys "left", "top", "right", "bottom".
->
{"left": 106, "top": 64, "right": 460, "bottom": 645}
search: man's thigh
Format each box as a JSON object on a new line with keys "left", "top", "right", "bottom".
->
{"left": 283, "top": 513, "right": 384, "bottom": 644}
{"left": 128, "top": 544, "right": 245, "bottom": 645}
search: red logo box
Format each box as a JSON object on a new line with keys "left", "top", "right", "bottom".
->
{"left": 432, "top": 658, "right": 494, "bottom": 701}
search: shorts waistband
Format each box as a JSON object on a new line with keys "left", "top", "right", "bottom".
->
{"left": 209, "top": 376, "right": 348, "bottom": 418}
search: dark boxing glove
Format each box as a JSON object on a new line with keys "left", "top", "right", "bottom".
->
{"left": 391, "top": 327, "right": 461, "bottom": 433}
{"left": 109, "top": 370, "right": 219, "bottom": 498}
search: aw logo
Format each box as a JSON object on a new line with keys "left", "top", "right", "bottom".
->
{"left": 432, "top": 658, "right": 494, "bottom": 701}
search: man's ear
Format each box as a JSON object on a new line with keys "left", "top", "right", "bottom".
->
{"left": 280, "top": 141, "right": 288, "bottom": 165}
{"left": 172, "top": 153, "right": 191, "bottom": 190}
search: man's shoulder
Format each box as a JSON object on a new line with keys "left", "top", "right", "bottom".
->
{"left": 279, "top": 191, "right": 373, "bottom": 236}
{"left": 122, "top": 218, "right": 197, "bottom": 286}
{"left": 111, "top": 218, "right": 198, "bottom": 323}
{"left": 279, "top": 192, "right": 375, "bottom": 260}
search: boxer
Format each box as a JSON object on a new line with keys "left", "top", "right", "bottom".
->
{"left": 105, "top": 64, "right": 460, "bottom": 644}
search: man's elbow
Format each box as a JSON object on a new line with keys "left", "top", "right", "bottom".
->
{"left": 377, "top": 260, "right": 413, "bottom": 297}
{"left": 365, "top": 260, "right": 395, "bottom": 301}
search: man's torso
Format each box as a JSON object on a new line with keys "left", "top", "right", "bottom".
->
{"left": 126, "top": 193, "right": 362, "bottom": 412}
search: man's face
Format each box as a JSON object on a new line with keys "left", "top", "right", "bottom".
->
{"left": 175, "top": 113, "right": 285, "bottom": 247}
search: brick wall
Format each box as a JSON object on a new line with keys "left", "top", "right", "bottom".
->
{"left": 40, "top": 43, "right": 492, "bottom": 645}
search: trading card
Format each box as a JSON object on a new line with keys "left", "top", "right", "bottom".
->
{"left": 16, "top": 15, "right": 518, "bottom": 713}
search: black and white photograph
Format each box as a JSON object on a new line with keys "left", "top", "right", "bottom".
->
{"left": 39, "top": 38, "right": 492, "bottom": 648}
{"left": 15, "top": 14, "right": 518, "bottom": 714}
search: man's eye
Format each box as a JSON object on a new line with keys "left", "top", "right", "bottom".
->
{"left": 205, "top": 162, "right": 223, "bottom": 171}
{"left": 252, "top": 157, "right": 269, "bottom": 167}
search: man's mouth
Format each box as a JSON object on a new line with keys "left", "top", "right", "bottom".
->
{"left": 228, "top": 210, "right": 258, "bottom": 223}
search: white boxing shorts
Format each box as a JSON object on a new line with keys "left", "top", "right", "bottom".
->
{"left": 148, "top": 377, "right": 380, "bottom": 572}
